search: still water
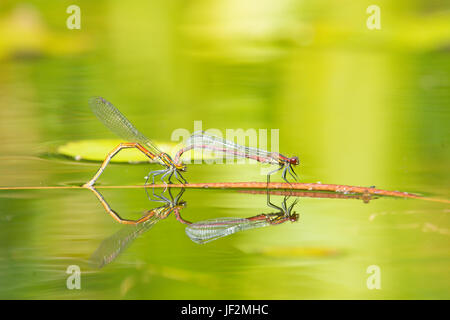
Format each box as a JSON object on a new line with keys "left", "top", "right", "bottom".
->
{"left": 0, "top": 1, "right": 449, "bottom": 299}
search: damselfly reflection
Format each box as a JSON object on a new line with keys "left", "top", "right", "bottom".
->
{"left": 87, "top": 187, "right": 374, "bottom": 267}
{"left": 89, "top": 212, "right": 162, "bottom": 268}
{"left": 89, "top": 187, "right": 188, "bottom": 268}
{"left": 87, "top": 186, "right": 187, "bottom": 225}
{"left": 87, "top": 188, "right": 300, "bottom": 267}
{"left": 185, "top": 193, "right": 299, "bottom": 244}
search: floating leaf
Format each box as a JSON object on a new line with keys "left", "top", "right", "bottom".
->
{"left": 57, "top": 139, "right": 218, "bottom": 163}
{"left": 57, "top": 139, "right": 179, "bottom": 163}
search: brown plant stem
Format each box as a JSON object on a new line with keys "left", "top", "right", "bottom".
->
{"left": 136, "top": 182, "right": 449, "bottom": 203}
{"left": 0, "top": 182, "right": 448, "bottom": 204}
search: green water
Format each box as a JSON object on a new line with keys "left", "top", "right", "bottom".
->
{"left": 0, "top": 1, "right": 449, "bottom": 299}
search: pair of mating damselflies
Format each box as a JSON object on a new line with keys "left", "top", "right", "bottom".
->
{"left": 83, "top": 97, "right": 300, "bottom": 187}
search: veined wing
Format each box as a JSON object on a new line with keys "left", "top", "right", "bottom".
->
{"left": 89, "top": 214, "right": 160, "bottom": 268}
{"left": 88, "top": 96, "right": 163, "bottom": 155}
{"left": 186, "top": 131, "right": 280, "bottom": 164}
{"left": 185, "top": 217, "right": 271, "bottom": 244}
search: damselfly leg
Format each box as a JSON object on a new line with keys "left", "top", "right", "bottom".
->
{"left": 266, "top": 162, "right": 298, "bottom": 186}
{"left": 173, "top": 169, "right": 187, "bottom": 184}
{"left": 145, "top": 183, "right": 167, "bottom": 203}
{"left": 266, "top": 189, "right": 299, "bottom": 222}
{"left": 145, "top": 169, "right": 167, "bottom": 185}
{"left": 286, "top": 163, "right": 299, "bottom": 181}
{"left": 266, "top": 189, "right": 285, "bottom": 212}
{"left": 87, "top": 186, "right": 157, "bottom": 225}
{"left": 266, "top": 165, "right": 284, "bottom": 185}
{"left": 145, "top": 185, "right": 186, "bottom": 207}
{"left": 145, "top": 165, "right": 187, "bottom": 187}
{"left": 281, "top": 162, "right": 299, "bottom": 185}
{"left": 143, "top": 187, "right": 188, "bottom": 222}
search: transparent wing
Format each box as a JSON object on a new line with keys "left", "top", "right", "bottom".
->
{"left": 186, "top": 131, "right": 280, "bottom": 165}
{"left": 89, "top": 215, "right": 161, "bottom": 268}
{"left": 185, "top": 217, "right": 271, "bottom": 244}
{"left": 88, "top": 96, "right": 163, "bottom": 155}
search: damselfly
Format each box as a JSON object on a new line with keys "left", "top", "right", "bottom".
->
{"left": 83, "top": 97, "right": 187, "bottom": 187}
{"left": 88, "top": 187, "right": 187, "bottom": 268}
{"left": 89, "top": 211, "right": 162, "bottom": 268}
{"left": 174, "top": 131, "right": 299, "bottom": 183}
{"left": 185, "top": 193, "right": 299, "bottom": 244}
{"left": 87, "top": 186, "right": 187, "bottom": 225}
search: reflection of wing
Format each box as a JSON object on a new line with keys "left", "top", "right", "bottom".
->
{"left": 89, "top": 215, "right": 161, "bottom": 268}
{"left": 185, "top": 217, "right": 271, "bottom": 244}
{"left": 88, "top": 96, "right": 163, "bottom": 155}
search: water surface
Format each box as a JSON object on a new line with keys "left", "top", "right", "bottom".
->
{"left": 0, "top": 1, "right": 448, "bottom": 299}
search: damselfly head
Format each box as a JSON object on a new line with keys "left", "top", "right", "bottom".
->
{"left": 290, "top": 213, "right": 300, "bottom": 222}
{"left": 290, "top": 156, "right": 300, "bottom": 165}
{"left": 171, "top": 201, "right": 187, "bottom": 211}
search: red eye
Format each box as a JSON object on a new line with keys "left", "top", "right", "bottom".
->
{"left": 290, "top": 157, "right": 299, "bottom": 165}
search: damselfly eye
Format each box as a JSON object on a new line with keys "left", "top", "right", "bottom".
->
{"left": 291, "top": 157, "right": 299, "bottom": 165}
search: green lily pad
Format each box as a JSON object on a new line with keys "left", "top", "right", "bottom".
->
{"left": 57, "top": 139, "right": 219, "bottom": 163}
{"left": 57, "top": 139, "right": 180, "bottom": 163}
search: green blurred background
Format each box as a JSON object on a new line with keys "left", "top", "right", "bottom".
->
{"left": 0, "top": 0, "right": 448, "bottom": 299}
